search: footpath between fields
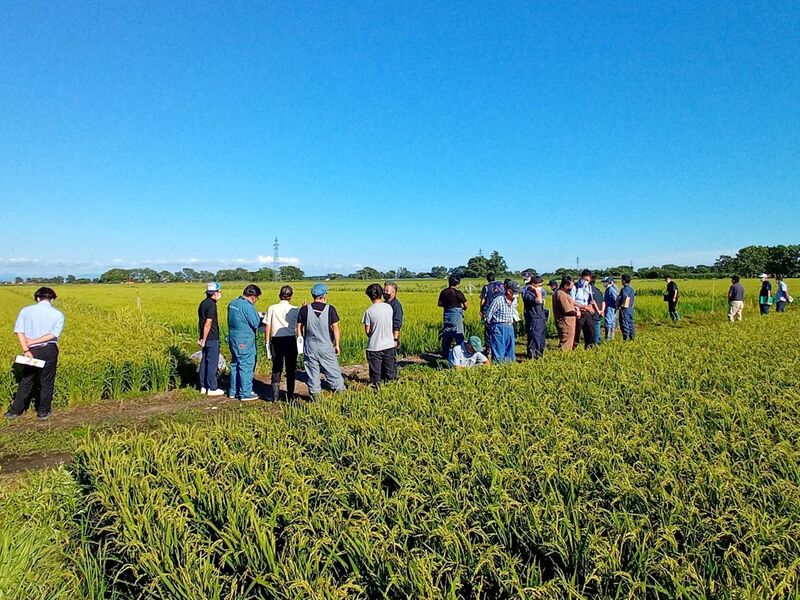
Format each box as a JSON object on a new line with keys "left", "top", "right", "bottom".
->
{"left": 0, "top": 355, "right": 432, "bottom": 481}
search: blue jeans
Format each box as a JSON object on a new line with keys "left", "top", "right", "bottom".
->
{"left": 776, "top": 301, "right": 787, "bottom": 313}
{"left": 490, "top": 323, "right": 515, "bottom": 363}
{"left": 228, "top": 337, "right": 256, "bottom": 397}
{"left": 593, "top": 319, "right": 602, "bottom": 345}
{"left": 620, "top": 308, "right": 635, "bottom": 340}
{"left": 199, "top": 339, "right": 220, "bottom": 390}
{"left": 441, "top": 308, "right": 465, "bottom": 356}
{"left": 604, "top": 309, "right": 616, "bottom": 340}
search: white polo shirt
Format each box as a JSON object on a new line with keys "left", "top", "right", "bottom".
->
{"left": 263, "top": 301, "right": 299, "bottom": 338}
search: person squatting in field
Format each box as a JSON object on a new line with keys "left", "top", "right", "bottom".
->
{"left": 297, "top": 284, "right": 346, "bottom": 401}
{"left": 448, "top": 335, "right": 490, "bottom": 369}
{"left": 227, "top": 284, "right": 263, "bottom": 401}
{"left": 362, "top": 283, "right": 397, "bottom": 388}
{"left": 438, "top": 275, "right": 468, "bottom": 357}
{"left": 5, "top": 287, "right": 64, "bottom": 421}
{"left": 197, "top": 282, "right": 225, "bottom": 397}
{"left": 263, "top": 285, "right": 300, "bottom": 401}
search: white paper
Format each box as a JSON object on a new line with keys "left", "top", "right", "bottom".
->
{"left": 15, "top": 355, "right": 45, "bottom": 368}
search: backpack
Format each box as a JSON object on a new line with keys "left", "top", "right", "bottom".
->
{"left": 482, "top": 281, "right": 505, "bottom": 306}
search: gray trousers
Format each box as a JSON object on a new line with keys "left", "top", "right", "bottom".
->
{"left": 304, "top": 349, "right": 345, "bottom": 394}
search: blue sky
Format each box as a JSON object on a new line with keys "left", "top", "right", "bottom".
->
{"left": 1, "top": 1, "right": 798, "bottom": 277}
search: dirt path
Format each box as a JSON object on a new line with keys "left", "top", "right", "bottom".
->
{"left": 0, "top": 355, "right": 433, "bottom": 479}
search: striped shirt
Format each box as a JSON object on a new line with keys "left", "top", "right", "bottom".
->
{"left": 485, "top": 294, "right": 517, "bottom": 325}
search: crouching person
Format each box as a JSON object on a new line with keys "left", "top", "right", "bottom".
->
{"left": 297, "top": 284, "right": 346, "bottom": 401}
{"left": 448, "top": 336, "right": 490, "bottom": 369}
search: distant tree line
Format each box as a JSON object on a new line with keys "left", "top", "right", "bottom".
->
{"left": 3, "top": 244, "right": 797, "bottom": 285}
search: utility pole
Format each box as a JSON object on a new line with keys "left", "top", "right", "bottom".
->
{"left": 273, "top": 237, "right": 280, "bottom": 281}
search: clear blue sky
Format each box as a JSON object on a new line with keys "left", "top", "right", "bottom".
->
{"left": 1, "top": 1, "right": 798, "bottom": 277}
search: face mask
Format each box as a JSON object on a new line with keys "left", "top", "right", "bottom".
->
{"left": 383, "top": 293, "right": 391, "bottom": 301}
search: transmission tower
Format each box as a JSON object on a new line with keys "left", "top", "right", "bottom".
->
{"left": 273, "top": 237, "right": 280, "bottom": 281}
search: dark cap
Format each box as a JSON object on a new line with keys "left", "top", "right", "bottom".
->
{"left": 533, "top": 275, "right": 544, "bottom": 284}
{"left": 548, "top": 279, "right": 558, "bottom": 287}
{"left": 505, "top": 281, "right": 521, "bottom": 293}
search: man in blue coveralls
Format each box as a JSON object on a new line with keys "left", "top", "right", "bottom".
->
{"left": 227, "top": 284, "right": 262, "bottom": 400}
{"left": 618, "top": 274, "right": 636, "bottom": 341}
{"left": 602, "top": 277, "right": 618, "bottom": 340}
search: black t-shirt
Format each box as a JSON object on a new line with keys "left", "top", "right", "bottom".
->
{"left": 297, "top": 302, "right": 340, "bottom": 342}
{"left": 438, "top": 287, "right": 467, "bottom": 309}
{"left": 665, "top": 281, "right": 678, "bottom": 302}
{"left": 198, "top": 297, "right": 220, "bottom": 341}
{"left": 760, "top": 281, "right": 772, "bottom": 300}
{"left": 591, "top": 286, "right": 604, "bottom": 321}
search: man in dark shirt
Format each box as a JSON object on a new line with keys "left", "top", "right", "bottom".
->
{"left": 664, "top": 276, "right": 680, "bottom": 321}
{"left": 591, "top": 278, "right": 604, "bottom": 344}
{"left": 197, "top": 282, "right": 224, "bottom": 396}
{"left": 728, "top": 275, "right": 745, "bottom": 322}
{"left": 758, "top": 274, "right": 773, "bottom": 315}
{"left": 383, "top": 281, "right": 404, "bottom": 350}
{"left": 617, "top": 274, "right": 636, "bottom": 341}
{"left": 438, "top": 275, "right": 468, "bottom": 357}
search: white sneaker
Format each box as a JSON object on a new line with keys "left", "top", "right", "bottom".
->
{"left": 206, "top": 389, "right": 224, "bottom": 397}
{"left": 200, "top": 387, "right": 207, "bottom": 394}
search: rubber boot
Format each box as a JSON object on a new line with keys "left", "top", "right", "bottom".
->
{"left": 271, "top": 383, "right": 281, "bottom": 402}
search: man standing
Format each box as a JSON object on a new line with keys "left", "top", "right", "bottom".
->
{"left": 602, "top": 277, "right": 618, "bottom": 340}
{"left": 591, "top": 276, "right": 604, "bottom": 345}
{"left": 5, "top": 287, "right": 65, "bottom": 420}
{"left": 263, "top": 285, "right": 300, "bottom": 401}
{"left": 728, "top": 275, "right": 745, "bottom": 322}
{"left": 664, "top": 276, "right": 680, "bottom": 321}
{"left": 198, "top": 282, "right": 224, "bottom": 397}
{"left": 618, "top": 274, "right": 636, "bottom": 341}
{"left": 522, "top": 275, "right": 547, "bottom": 359}
{"left": 553, "top": 277, "right": 578, "bottom": 351}
{"left": 383, "top": 281, "right": 403, "bottom": 352}
{"left": 227, "top": 284, "right": 262, "bottom": 401}
{"left": 484, "top": 281, "right": 520, "bottom": 363}
{"left": 297, "top": 284, "right": 345, "bottom": 401}
{"left": 438, "top": 275, "right": 468, "bottom": 357}
{"left": 758, "top": 274, "right": 773, "bottom": 315}
{"left": 448, "top": 336, "right": 490, "bottom": 369}
{"left": 363, "top": 283, "right": 397, "bottom": 387}
{"left": 775, "top": 276, "right": 790, "bottom": 312}
{"left": 570, "top": 269, "right": 597, "bottom": 349}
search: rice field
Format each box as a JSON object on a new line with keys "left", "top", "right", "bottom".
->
{"left": 0, "top": 278, "right": 795, "bottom": 407}
{"left": 2, "top": 307, "right": 799, "bottom": 598}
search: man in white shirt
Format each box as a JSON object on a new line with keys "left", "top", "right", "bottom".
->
{"left": 6, "top": 287, "right": 65, "bottom": 420}
{"left": 449, "top": 336, "right": 490, "bottom": 369}
{"left": 362, "top": 283, "right": 397, "bottom": 388}
{"left": 263, "top": 285, "right": 300, "bottom": 401}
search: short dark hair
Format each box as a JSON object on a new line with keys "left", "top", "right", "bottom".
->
{"left": 621, "top": 274, "right": 632, "bottom": 284}
{"left": 242, "top": 284, "right": 262, "bottom": 298}
{"left": 448, "top": 275, "right": 461, "bottom": 287}
{"left": 486, "top": 272, "right": 495, "bottom": 282}
{"left": 731, "top": 275, "right": 740, "bottom": 283}
{"left": 365, "top": 283, "right": 383, "bottom": 301}
{"left": 279, "top": 285, "right": 293, "bottom": 300}
{"left": 559, "top": 276, "right": 573, "bottom": 289}
{"left": 384, "top": 280, "right": 398, "bottom": 292}
{"left": 34, "top": 287, "right": 57, "bottom": 302}
{"left": 580, "top": 269, "right": 592, "bottom": 278}
{"left": 776, "top": 275, "right": 783, "bottom": 281}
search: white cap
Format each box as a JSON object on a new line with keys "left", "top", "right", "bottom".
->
{"left": 206, "top": 282, "right": 221, "bottom": 292}
{"left": 759, "top": 273, "right": 769, "bottom": 279}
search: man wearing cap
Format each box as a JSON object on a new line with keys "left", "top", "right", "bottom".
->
{"left": 484, "top": 280, "right": 520, "bottom": 363}
{"left": 263, "top": 285, "right": 300, "bottom": 401}
{"left": 198, "top": 282, "right": 224, "bottom": 397}
{"left": 601, "top": 277, "right": 618, "bottom": 340}
{"left": 227, "top": 284, "right": 263, "bottom": 401}
{"left": 570, "top": 269, "right": 598, "bottom": 349}
{"left": 758, "top": 274, "right": 773, "bottom": 315}
{"left": 522, "top": 275, "right": 547, "bottom": 359}
{"left": 296, "top": 284, "right": 346, "bottom": 400}
{"left": 448, "top": 336, "right": 490, "bottom": 369}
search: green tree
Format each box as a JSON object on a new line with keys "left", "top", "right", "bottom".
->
{"left": 486, "top": 250, "right": 508, "bottom": 276}
{"left": 465, "top": 255, "right": 490, "bottom": 278}
{"left": 429, "top": 266, "right": 448, "bottom": 279}
{"left": 279, "top": 266, "right": 305, "bottom": 280}
{"left": 354, "top": 266, "right": 382, "bottom": 280}
{"left": 734, "top": 246, "right": 770, "bottom": 277}
{"left": 254, "top": 267, "right": 276, "bottom": 281}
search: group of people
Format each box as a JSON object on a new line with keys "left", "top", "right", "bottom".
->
{"left": 197, "top": 281, "right": 404, "bottom": 401}
{"left": 728, "top": 273, "right": 792, "bottom": 320}
{"left": 3, "top": 272, "right": 794, "bottom": 420}
{"left": 438, "top": 270, "right": 639, "bottom": 366}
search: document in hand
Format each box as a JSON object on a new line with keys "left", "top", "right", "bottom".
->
{"left": 15, "top": 355, "right": 45, "bottom": 368}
